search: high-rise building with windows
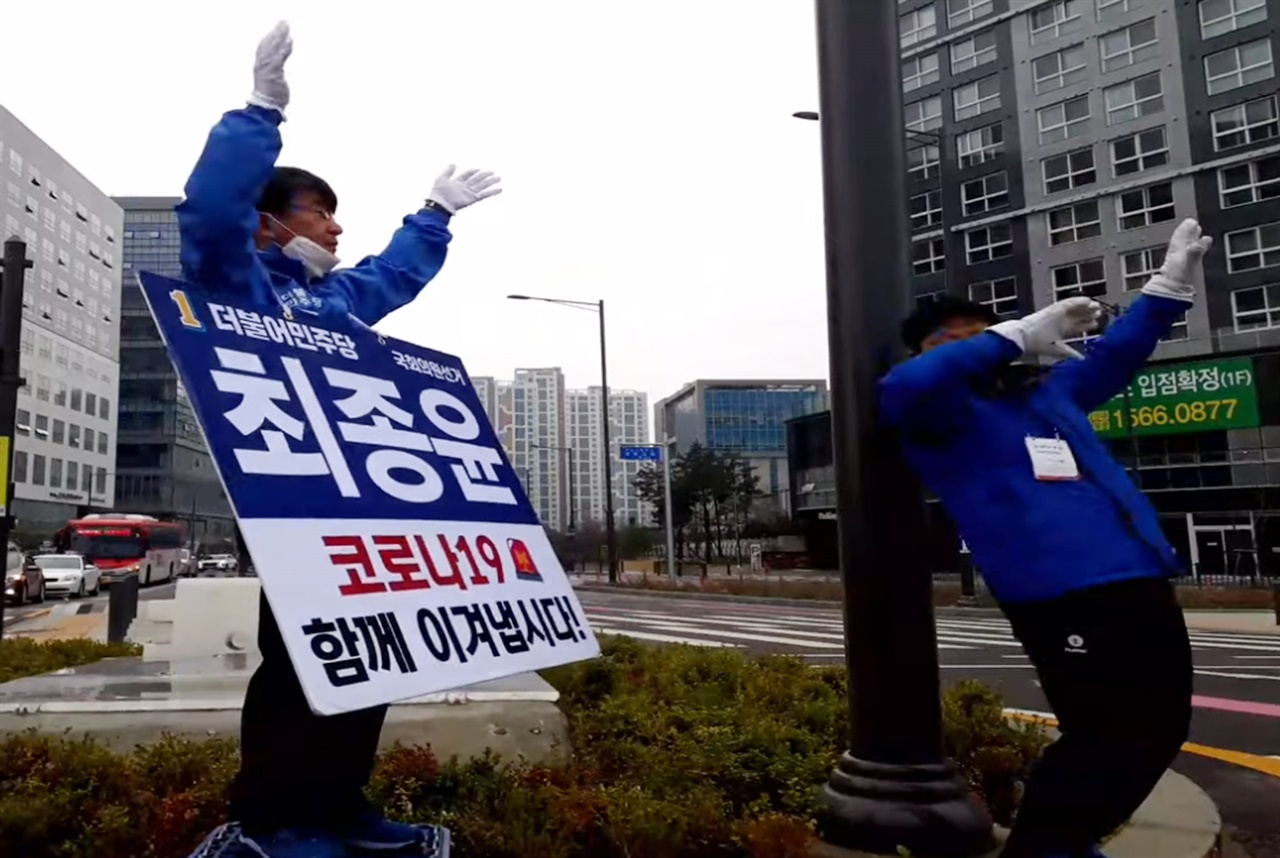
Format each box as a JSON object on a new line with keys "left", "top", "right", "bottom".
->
{"left": 567, "top": 387, "right": 650, "bottom": 527}
{"left": 877, "top": 0, "right": 1280, "bottom": 574}
{"left": 1, "top": 105, "right": 121, "bottom": 535}
{"left": 654, "top": 379, "right": 828, "bottom": 511}
{"left": 113, "top": 197, "right": 234, "bottom": 545}
{"left": 506, "top": 368, "right": 569, "bottom": 530}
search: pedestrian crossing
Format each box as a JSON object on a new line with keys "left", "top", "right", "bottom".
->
{"left": 582, "top": 604, "right": 1280, "bottom": 659}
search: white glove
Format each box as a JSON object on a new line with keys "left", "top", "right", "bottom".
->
{"left": 989, "top": 296, "right": 1103, "bottom": 362}
{"left": 247, "top": 21, "right": 292, "bottom": 117}
{"left": 426, "top": 165, "right": 503, "bottom": 214}
{"left": 1142, "top": 218, "right": 1213, "bottom": 303}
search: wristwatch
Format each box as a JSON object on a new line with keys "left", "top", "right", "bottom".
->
{"left": 422, "top": 199, "right": 453, "bottom": 219}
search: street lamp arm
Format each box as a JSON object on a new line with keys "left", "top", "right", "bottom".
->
{"left": 506, "top": 294, "right": 600, "bottom": 312}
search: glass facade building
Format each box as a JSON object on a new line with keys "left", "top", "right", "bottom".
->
{"left": 114, "top": 197, "right": 235, "bottom": 546}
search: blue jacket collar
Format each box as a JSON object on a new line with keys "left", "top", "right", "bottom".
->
{"left": 259, "top": 244, "right": 312, "bottom": 285}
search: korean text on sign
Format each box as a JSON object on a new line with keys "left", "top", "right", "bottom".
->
{"left": 138, "top": 272, "right": 599, "bottom": 716}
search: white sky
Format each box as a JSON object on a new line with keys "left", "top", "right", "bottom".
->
{"left": 0, "top": 0, "right": 829, "bottom": 403}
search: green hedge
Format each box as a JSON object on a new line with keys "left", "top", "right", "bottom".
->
{"left": 0, "top": 638, "right": 1046, "bottom": 858}
{"left": 0, "top": 638, "right": 141, "bottom": 685}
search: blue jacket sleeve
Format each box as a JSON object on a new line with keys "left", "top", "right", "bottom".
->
{"left": 176, "top": 106, "right": 282, "bottom": 303}
{"left": 879, "top": 332, "right": 1022, "bottom": 436}
{"left": 1045, "top": 294, "right": 1187, "bottom": 413}
{"left": 309, "top": 208, "right": 453, "bottom": 326}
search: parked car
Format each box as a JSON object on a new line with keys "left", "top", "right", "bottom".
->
{"left": 4, "top": 542, "right": 43, "bottom": 605}
{"left": 178, "top": 548, "right": 196, "bottom": 577}
{"left": 34, "top": 553, "right": 101, "bottom": 598}
{"left": 198, "top": 554, "right": 237, "bottom": 574}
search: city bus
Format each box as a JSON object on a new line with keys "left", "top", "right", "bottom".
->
{"left": 54, "top": 514, "right": 186, "bottom": 587}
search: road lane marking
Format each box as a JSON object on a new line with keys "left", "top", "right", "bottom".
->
{"left": 1005, "top": 708, "right": 1280, "bottom": 779}
{"left": 591, "top": 627, "right": 741, "bottom": 648}
{"left": 584, "top": 613, "right": 978, "bottom": 650}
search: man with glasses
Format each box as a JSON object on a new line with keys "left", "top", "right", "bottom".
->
{"left": 177, "top": 21, "right": 500, "bottom": 858}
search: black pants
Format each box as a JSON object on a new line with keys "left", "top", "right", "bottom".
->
{"left": 1000, "top": 577, "right": 1192, "bottom": 858}
{"left": 227, "top": 592, "right": 389, "bottom": 832}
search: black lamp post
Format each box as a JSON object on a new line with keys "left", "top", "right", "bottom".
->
{"left": 506, "top": 294, "right": 618, "bottom": 583}
{"left": 809, "top": 1, "right": 992, "bottom": 854}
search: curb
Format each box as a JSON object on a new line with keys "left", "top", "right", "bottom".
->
{"left": 573, "top": 583, "right": 846, "bottom": 609}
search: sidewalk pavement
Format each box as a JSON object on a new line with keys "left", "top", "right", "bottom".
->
{"left": 1183, "top": 609, "right": 1279, "bottom": 635}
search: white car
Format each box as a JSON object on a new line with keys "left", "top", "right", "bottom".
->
{"left": 35, "top": 554, "right": 102, "bottom": 598}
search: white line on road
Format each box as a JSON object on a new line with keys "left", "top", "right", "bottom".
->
{"left": 1190, "top": 640, "right": 1280, "bottom": 653}
{"left": 1194, "top": 669, "right": 1280, "bottom": 681}
{"left": 586, "top": 616, "right": 848, "bottom": 650}
{"left": 591, "top": 627, "right": 741, "bottom": 648}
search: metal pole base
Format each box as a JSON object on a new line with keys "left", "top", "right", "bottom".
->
{"left": 819, "top": 753, "right": 994, "bottom": 858}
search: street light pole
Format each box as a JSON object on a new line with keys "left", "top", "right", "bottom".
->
{"left": 0, "top": 238, "right": 30, "bottom": 644}
{"left": 507, "top": 293, "right": 619, "bottom": 584}
{"left": 812, "top": 1, "right": 992, "bottom": 855}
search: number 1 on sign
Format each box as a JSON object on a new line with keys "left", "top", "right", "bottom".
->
{"left": 170, "top": 290, "right": 204, "bottom": 330}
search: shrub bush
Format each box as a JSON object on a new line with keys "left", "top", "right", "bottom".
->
{"left": 0, "top": 637, "right": 141, "bottom": 684}
{"left": 0, "top": 639, "right": 1046, "bottom": 858}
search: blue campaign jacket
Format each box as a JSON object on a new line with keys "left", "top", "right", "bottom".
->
{"left": 879, "top": 295, "right": 1187, "bottom": 604}
{"left": 177, "top": 105, "right": 451, "bottom": 326}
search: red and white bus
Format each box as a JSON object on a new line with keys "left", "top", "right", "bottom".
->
{"left": 55, "top": 514, "right": 186, "bottom": 587}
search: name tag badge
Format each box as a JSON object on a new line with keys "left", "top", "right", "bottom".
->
{"left": 1025, "top": 436, "right": 1080, "bottom": 482}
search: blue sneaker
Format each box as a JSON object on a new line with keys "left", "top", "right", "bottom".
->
{"left": 341, "top": 810, "right": 426, "bottom": 852}
{"left": 233, "top": 826, "right": 347, "bottom": 858}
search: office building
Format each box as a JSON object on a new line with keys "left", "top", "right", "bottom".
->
{"left": 567, "top": 387, "right": 650, "bottom": 527}
{"left": 806, "top": 0, "right": 1280, "bottom": 574}
{"left": 507, "top": 368, "right": 569, "bottom": 530}
{"left": 1, "top": 105, "right": 121, "bottom": 535}
{"left": 654, "top": 379, "right": 828, "bottom": 508}
{"left": 114, "top": 197, "right": 234, "bottom": 545}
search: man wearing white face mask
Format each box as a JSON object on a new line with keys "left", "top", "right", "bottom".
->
{"left": 176, "top": 20, "right": 500, "bottom": 858}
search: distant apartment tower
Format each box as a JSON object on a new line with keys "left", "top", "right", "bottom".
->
{"left": 470, "top": 376, "right": 499, "bottom": 427}
{"left": 114, "top": 197, "right": 234, "bottom": 544}
{"left": 654, "top": 379, "right": 827, "bottom": 509}
{"left": 508, "top": 368, "right": 569, "bottom": 530}
{"left": 567, "top": 387, "right": 650, "bottom": 527}
{"left": 1, "top": 104, "right": 122, "bottom": 534}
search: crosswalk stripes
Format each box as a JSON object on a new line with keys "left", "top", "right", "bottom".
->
{"left": 581, "top": 606, "right": 1280, "bottom": 657}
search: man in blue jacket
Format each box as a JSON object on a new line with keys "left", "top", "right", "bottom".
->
{"left": 177, "top": 22, "right": 501, "bottom": 858}
{"left": 881, "top": 219, "right": 1212, "bottom": 858}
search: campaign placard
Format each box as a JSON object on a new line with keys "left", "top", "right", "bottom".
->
{"left": 138, "top": 272, "right": 599, "bottom": 715}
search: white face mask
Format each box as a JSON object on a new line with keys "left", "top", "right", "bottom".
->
{"left": 266, "top": 214, "right": 340, "bottom": 280}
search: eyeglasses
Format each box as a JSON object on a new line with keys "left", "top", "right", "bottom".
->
{"left": 290, "top": 206, "right": 336, "bottom": 222}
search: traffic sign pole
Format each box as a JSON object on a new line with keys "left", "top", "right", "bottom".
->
{"left": 621, "top": 444, "right": 677, "bottom": 579}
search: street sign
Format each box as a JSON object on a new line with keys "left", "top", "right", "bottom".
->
{"left": 138, "top": 272, "right": 599, "bottom": 716}
{"left": 1087, "top": 356, "right": 1261, "bottom": 438}
{"left": 620, "top": 445, "right": 662, "bottom": 462}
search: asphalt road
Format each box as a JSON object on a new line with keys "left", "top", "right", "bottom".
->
{"left": 577, "top": 588, "right": 1280, "bottom": 858}
{"left": 1, "top": 578, "right": 179, "bottom": 629}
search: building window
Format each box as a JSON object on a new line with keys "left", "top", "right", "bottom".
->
{"left": 1204, "top": 39, "right": 1274, "bottom": 95}
{"left": 907, "top": 143, "right": 942, "bottom": 180}
{"left": 1110, "top": 126, "right": 1169, "bottom": 176}
{"left": 956, "top": 122, "right": 1004, "bottom": 167}
{"left": 1099, "top": 19, "right": 1157, "bottom": 73}
{"left": 96, "top": 467, "right": 107, "bottom": 494}
{"left": 52, "top": 419, "right": 64, "bottom": 445}
{"left": 31, "top": 455, "right": 45, "bottom": 486}
{"left": 903, "top": 53, "right": 940, "bottom": 92}
{"left": 1232, "top": 284, "right": 1280, "bottom": 331}
{"left": 98, "top": 432, "right": 109, "bottom": 454}
{"left": 964, "top": 223, "right": 1013, "bottom": 263}
{"left": 961, "top": 172, "right": 1008, "bottom": 215}
{"left": 953, "top": 74, "right": 1002, "bottom": 120}
{"left": 1052, "top": 259, "right": 1107, "bottom": 300}
{"left": 912, "top": 238, "right": 947, "bottom": 275}
{"left": 901, "top": 5, "right": 937, "bottom": 48}
{"left": 49, "top": 458, "right": 62, "bottom": 489}
{"left": 1097, "top": 0, "right": 1139, "bottom": 21}
{"left": 1225, "top": 222, "right": 1280, "bottom": 272}
{"left": 1161, "top": 315, "right": 1190, "bottom": 342}
{"left": 1117, "top": 182, "right": 1176, "bottom": 230}
{"left": 1199, "top": 0, "right": 1268, "bottom": 40}
{"left": 100, "top": 398, "right": 111, "bottom": 420}
{"left": 1038, "top": 94, "right": 1090, "bottom": 144}
{"left": 1030, "top": 0, "right": 1082, "bottom": 44}
{"left": 1211, "top": 95, "right": 1279, "bottom": 151}
{"left": 1048, "top": 201, "right": 1102, "bottom": 245}
{"left": 915, "top": 290, "right": 947, "bottom": 312}
{"left": 905, "top": 95, "right": 943, "bottom": 132}
{"left": 1218, "top": 155, "right": 1280, "bottom": 207}
{"left": 1033, "top": 43, "right": 1087, "bottom": 94}
{"left": 13, "top": 451, "right": 26, "bottom": 484}
{"left": 1104, "top": 72, "right": 1163, "bottom": 126}
{"left": 16, "top": 409, "right": 29, "bottom": 434}
{"left": 948, "top": 0, "right": 992, "bottom": 27}
{"left": 951, "top": 30, "right": 997, "bottom": 74}
{"left": 1042, "top": 147, "right": 1096, "bottom": 194}
{"left": 910, "top": 190, "right": 943, "bottom": 230}
{"left": 969, "top": 277, "right": 1018, "bottom": 315}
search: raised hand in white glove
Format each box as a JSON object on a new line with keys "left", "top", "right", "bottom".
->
{"left": 426, "top": 166, "right": 503, "bottom": 214}
{"left": 989, "top": 296, "right": 1104, "bottom": 362}
{"left": 1142, "top": 218, "right": 1213, "bottom": 303}
{"left": 247, "top": 21, "right": 293, "bottom": 116}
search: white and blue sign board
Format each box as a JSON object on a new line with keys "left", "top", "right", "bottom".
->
{"left": 619, "top": 445, "right": 662, "bottom": 462}
{"left": 138, "top": 272, "right": 599, "bottom": 715}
